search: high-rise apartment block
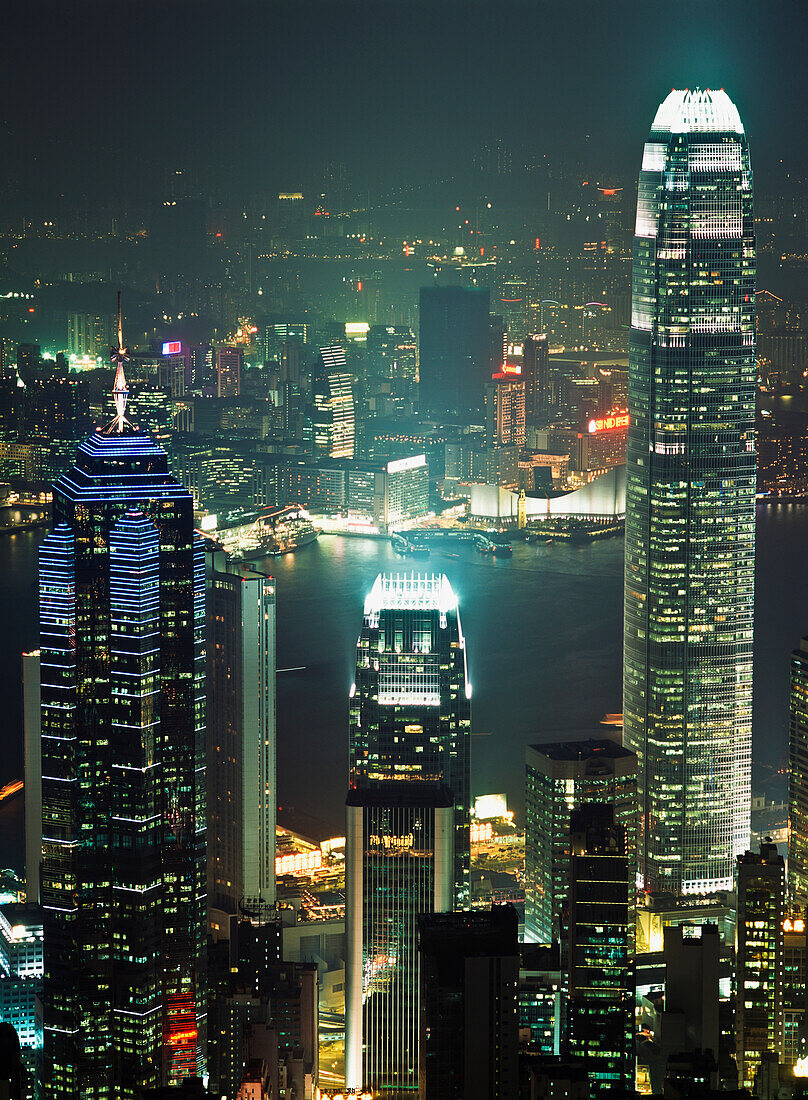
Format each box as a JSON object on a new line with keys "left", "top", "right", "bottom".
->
{"left": 735, "top": 843, "right": 785, "bottom": 1089}
{"left": 566, "top": 805, "right": 633, "bottom": 1096}
{"left": 418, "top": 906, "right": 520, "bottom": 1100}
{"left": 40, "top": 424, "right": 206, "bottom": 1095}
{"left": 217, "top": 346, "right": 243, "bottom": 397}
{"left": 207, "top": 553, "right": 276, "bottom": 922}
{"left": 524, "top": 739, "right": 637, "bottom": 945}
{"left": 789, "top": 637, "right": 808, "bottom": 906}
{"left": 623, "top": 89, "right": 756, "bottom": 894}
{"left": 345, "top": 573, "right": 471, "bottom": 1094}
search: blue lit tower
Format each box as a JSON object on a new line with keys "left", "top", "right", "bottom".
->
{"left": 39, "top": 301, "right": 206, "bottom": 1096}
{"left": 623, "top": 90, "right": 756, "bottom": 894}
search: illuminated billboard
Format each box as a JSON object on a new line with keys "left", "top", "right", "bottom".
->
{"left": 386, "top": 454, "right": 426, "bottom": 474}
{"left": 588, "top": 413, "right": 629, "bottom": 434}
{"left": 162, "top": 341, "right": 182, "bottom": 355}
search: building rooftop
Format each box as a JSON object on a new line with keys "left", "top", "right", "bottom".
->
{"left": 651, "top": 88, "right": 744, "bottom": 135}
{"left": 527, "top": 737, "right": 635, "bottom": 762}
{"left": 364, "top": 572, "right": 457, "bottom": 616}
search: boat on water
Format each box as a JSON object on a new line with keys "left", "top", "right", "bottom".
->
{"left": 199, "top": 504, "right": 319, "bottom": 560}
{"left": 492, "top": 543, "right": 512, "bottom": 557}
{"left": 391, "top": 533, "right": 430, "bottom": 556}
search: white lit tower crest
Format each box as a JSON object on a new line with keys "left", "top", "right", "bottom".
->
{"left": 623, "top": 89, "right": 755, "bottom": 896}
{"left": 108, "top": 290, "right": 131, "bottom": 433}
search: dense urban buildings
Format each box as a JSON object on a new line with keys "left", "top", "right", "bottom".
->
{"left": 207, "top": 553, "right": 277, "bottom": 922}
{"left": 524, "top": 738, "right": 637, "bottom": 945}
{"left": 623, "top": 88, "right": 756, "bottom": 895}
{"left": 345, "top": 572, "right": 471, "bottom": 1094}
{"left": 39, "top": 399, "right": 206, "bottom": 1092}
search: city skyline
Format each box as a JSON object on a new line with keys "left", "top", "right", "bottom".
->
{"left": 2, "top": 4, "right": 808, "bottom": 1091}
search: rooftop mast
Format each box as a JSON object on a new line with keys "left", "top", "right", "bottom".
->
{"left": 107, "top": 290, "right": 130, "bottom": 434}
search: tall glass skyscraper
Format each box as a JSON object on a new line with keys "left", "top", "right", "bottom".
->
{"left": 623, "top": 89, "right": 756, "bottom": 895}
{"left": 345, "top": 572, "right": 471, "bottom": 1093}
{"left": 40, "top": 429, "right": 206, "bottom": 1095}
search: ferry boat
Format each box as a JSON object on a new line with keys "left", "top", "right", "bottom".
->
{"left": 199, "top": 505, "right": 319, "bottom": 560}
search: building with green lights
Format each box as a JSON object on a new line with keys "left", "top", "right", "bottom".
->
{"left": 40, "top": 429, "right": 206, "bottom": 1096}
{"left": 566, "top": 804, "right": 633, "bottom": 1095}
{"left": 623, "top": 88, "right": 756, "bottom": 895}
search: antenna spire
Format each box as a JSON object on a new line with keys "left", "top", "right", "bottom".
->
{"left": 107, "top": 290, "right": 130, "bottom": 434}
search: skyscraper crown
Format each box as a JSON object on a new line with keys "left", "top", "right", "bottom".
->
{"left": 651, "top": 88, "right": 744, "bottom": 135}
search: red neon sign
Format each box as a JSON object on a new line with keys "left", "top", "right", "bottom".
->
{"left": 588, "top": 413, "right": 629, "bottom": 434}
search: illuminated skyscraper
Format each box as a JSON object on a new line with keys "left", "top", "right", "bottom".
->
{"left": 40, "top": 354, "right": 206, "bottom": 1094}
{"left": 345, "top": 573, "right": 471, "bottom": 1094}
{"left": 623, "top": 89, "right": 756, "bottom": 894}
{"left": 312, "top": 346, "right": 356, "bottom": 458}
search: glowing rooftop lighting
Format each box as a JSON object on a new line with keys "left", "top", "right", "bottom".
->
{"left": 651, "top": 88, "right": 744, "bottom": 135}
{"left": 364, "top": 572, "right": 458, "bottom": 616}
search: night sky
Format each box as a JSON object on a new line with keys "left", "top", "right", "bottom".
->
{"left": 1, "top": 0, "right": 806, "bottom": 201}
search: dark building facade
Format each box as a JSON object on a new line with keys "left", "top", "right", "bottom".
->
{"left": 419, "top": 286, "right": 491, "bottom": 421}
{"left": 418, "top": 906, "right": 520, "bottom": 1100}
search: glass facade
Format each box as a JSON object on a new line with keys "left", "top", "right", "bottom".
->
{"left": 345, "top": 573, "right": 471, "bottom": 1094}
{"left": 524, "top": 739, "right": 637, "bottom": 946}
{"left": 623, "top": 89, "right": 756, "bottom": 894}
{"left": 40, "top": 430, "right": 206, "bottom": 1097}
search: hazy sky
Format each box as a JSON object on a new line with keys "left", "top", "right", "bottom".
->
{"left": 1, "top": 0, "right": 805, "bottom": 199}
